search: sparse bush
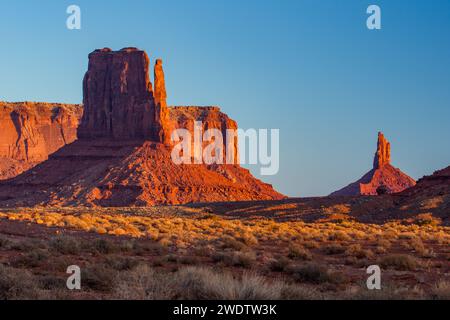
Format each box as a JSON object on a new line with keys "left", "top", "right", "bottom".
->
{"left": 114, "top": 264, "right": 174, "bottom": 299}
{"left": 345, "top": 244, "right": 374, "bottom": 259}
{"left": 91, "top": 238, "right": 119, "bottom": 254}
{"left": 175, "top": 266, "right": 282, "bottom": 300}
{"left": 132, "top": 241, "right": 166, "bottom": 256}
{"left": 287, "top": 263, "right": 343, "bottom": 284}
{"left": 83, "top": 264, "right": 117, "bottom": 292}
{"left": 0, "top": 264, "right": 39, "bottom": 299}
{"left": 212, "top": 251, "right": 256, "bottom": 268}
{"left": 288, "top": 245, "right": 312, "bottom": 260}
{"left": 12, "top": 249, "right": 49, "bottom": 268}
{"left": 431, "top": 281, "right": 450, "bottom": 300}
{"left": 328, "top": 231, "right": 352, "bottom": 242}
{"left": 50, "top": 236, "right": 81, "bottom": 255}
{"left": 105, "top": 256, "right": 140, "bottom": 271}
{"left": 322, "top": 243, "right": 345, "bottom": 255}
{"left": 379, "top": 254, "right": 419, "bottom": 271}
{"left": 268, "top": 257, "right": 290, "bottom": 272}
{"left": 411, "top": 213, "right": 442, "bottom": 226}
{"left": 221, "top": 236, "right": 248, "bottom": 251}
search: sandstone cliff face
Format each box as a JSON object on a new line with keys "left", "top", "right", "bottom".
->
{"left": 169, "top": 106, "right": 239, "bottom": 164}
{"left": 0, "top": 102, "right": 82, "bottom": 179}
{"left": 79, "top": 48, "right": 164, "bottom": 141}
{"left": 330, "top": 132, "right": 416, "bottom": 196}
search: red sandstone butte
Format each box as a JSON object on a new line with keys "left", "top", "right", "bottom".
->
{"left": 0, "top": 48, "right": 284, "bottom": 207}
{"left": 0, "top": 102, "right": 82, "bottom": 179}
{"left": 330, "top": 132, "right": 416, "bottom": 196}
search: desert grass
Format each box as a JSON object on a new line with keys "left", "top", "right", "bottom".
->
{"left": 0, "top": 207, "right": 449, "bottom": 300}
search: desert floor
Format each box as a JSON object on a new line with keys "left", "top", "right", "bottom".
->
{"left": 0, "top": 197, "right": 449, "bottom": 300}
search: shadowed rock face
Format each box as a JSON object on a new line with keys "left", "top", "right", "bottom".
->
{"left": 78, "top": 48, "right": 164, "bottom": 140}
{"left": 330, "top": 132, "right": 416, "bottom": 196}
{"left": 0, "top": 102, "right": 82, "bottom": 179}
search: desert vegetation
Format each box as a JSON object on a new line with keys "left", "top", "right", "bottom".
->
{"left": 0, "top": 204, "right": 449, "bottom": 300}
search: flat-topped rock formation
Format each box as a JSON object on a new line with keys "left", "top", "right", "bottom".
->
{"left": 0, "top": 102, "right": 82, "bottom": 179}
{"left": 330, "top": 132, "right": 416, "bottom": 196}
{"left": 0, "top": 48, "right": 283, "bottom": 206}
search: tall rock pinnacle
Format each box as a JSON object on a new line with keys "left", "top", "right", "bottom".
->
{"left": 373, "top": 132, "right": 391, "bottom": 169}
{"left": 154, "top": 59, "right": 167, "bottom": 108}
{"left": 330, "top": 132, "right": 415, "bottom": 196}
{"left": 152, "top": 59, "right": 171, "bottom": 145}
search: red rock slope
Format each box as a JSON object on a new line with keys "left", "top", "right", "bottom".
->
{"left": 330, "top": 132, "right": 416, "bottom": 196}
{"left": 0, "top": 48, "right": 283, "bottom": 206}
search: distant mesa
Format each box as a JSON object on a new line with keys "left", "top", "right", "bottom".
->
{"left": 0, "top": 47, "right": 284, "bottom": 207}
{"left": 330, "top": 132, "right": 416, "bottom": 196}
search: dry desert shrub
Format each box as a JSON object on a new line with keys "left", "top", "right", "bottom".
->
{"left": 288, "top": 245, "right": 312, "bottom": 261}
{"left": 220, "top": 236, "right": 248, "bottom": 251}
{"left": 114, "top": 264, "right": 174, "bottom": 299}
{"left": 0, "top": 264, "right": 40, "bottom": 299}
{"left": 268, "top": 256, "right": 291, "bottom": 272}
{"left": 83, "top": 264, "right": 118, "bottom": 292}
{"left": 328, "top": 230, "right": 352, "bottom": 242}
{"left": 322, "top": 243, "right": 346, "bottom": 255}
{"left": 105, "top": 256, "right": 140, "bottom": 271}
{"left": 345, "top": 244, "right": 374, "bottom": 260}
{"left": 410, "top": 213, "right": 442, "bottom": 226}
{"left": 379, "top": 254, "right": 419, "bottom": 271}
{"left": 286, "top": 263, "right": 344, "bottom": 285}
{"left": 212, "top": 251, "right": 256, "bottom": 268}
{"left": 430, "top": 281, "right": 450, "bottom": 300}
{"left": 50, "top": 236, "right": 81, "bottom": 255}
{"left": 174, "top": 266, "right": 282, "bottom": 300}
{"left": 13, "top": 250, "right": 49, "bottom": 269}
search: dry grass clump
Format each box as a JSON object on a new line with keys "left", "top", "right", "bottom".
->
{"left": 379, "top": 254, "right": 419, "bottom": 271}
{"left": 50, "top": 236, "right": 81, "bottom": 255}
{"left": 220, "top": 236, "right": 248, "bottom": 251}
{"left": 430, "top": 281, "right": 450, "bottom": 300}
{"left": 0, "top": 264, "right": 39, "bottom": 299}
{"left": 328, "top": 230, "right": 352, "bottom": 242}
{"left": 409, "top": 213, "right": 442, "bottom": 226}
{"left": 174, "top": 266, "right": 284, "bottom": 300}
{"left": 322, "top": 243, "right": 346, "bottom": 255}
{"left": 11, "top": 249, "right": 50, "bottom": 268}
{"left": 212, "top": 251, "right": 256, "bottom": 268}
{"left": 114, "top": 264, "right": 174, "bottom": 299}
{"left": 268, "top": 256, "right": 291, "bottom": 272}
{"left": 288, "top": 245, "right": 312, "bottom": 260}
{"left": 83, "top": 264, "right": 118, "bottom": 292}
{"left": 345, "top": 244, "right": 374, "bottom": 260}
{"left": 286, "top": 263, "right": 344, "bottom": 285}
{"left": 115, "top": 264, "right": 323, "bottom": 300}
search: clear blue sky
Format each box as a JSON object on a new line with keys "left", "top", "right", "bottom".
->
{"left": 1, "top": 0, "right": 449, "bottom": 197}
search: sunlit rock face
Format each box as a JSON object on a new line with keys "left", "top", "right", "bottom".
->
{"left": 330, "top": 132, "right": 416, "bottom": 196}
{"left": 0, "top": 102, "right": 82, "bottom": 180}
